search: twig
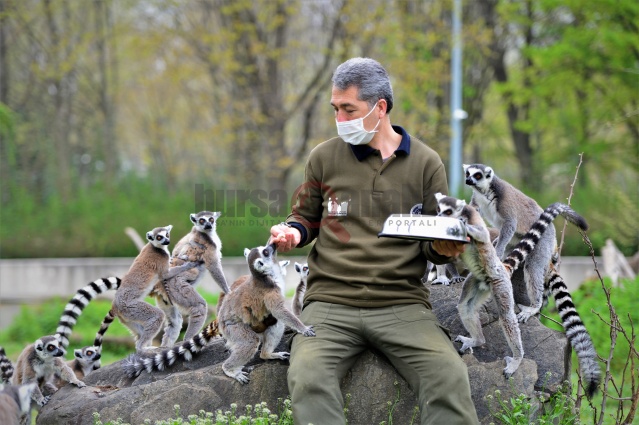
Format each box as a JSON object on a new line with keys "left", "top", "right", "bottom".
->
{"left": 557, "top": 153, "right": 583, "bottom": 270}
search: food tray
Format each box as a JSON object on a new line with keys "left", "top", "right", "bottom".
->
{"left": 378, "top": 214, "right": 468, "bottom": 243}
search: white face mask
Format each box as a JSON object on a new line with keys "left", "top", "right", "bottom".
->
{"left": 336, "top": 101, "right": 381, "bottom": 145}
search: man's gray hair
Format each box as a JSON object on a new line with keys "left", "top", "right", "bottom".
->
{"left": 332, "top": 57, "right": 394, "bottom": 114}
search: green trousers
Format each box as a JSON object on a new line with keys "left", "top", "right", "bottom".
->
{"left": 288, "top": 302, "right": 479, "bottom": 425}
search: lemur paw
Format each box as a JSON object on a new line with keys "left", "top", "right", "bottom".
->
{"left": 516, "top": 304, "right": 540, "bottom": 323}
{"left": 503, "top": 356, "right": 522, "bottom": 378}
{"left": 431, "top": 276, "right": 451, "bottom": 286}
{"left": 450, "top": 276, "right": 465, "bottom": 284}
{"left": 455, "top": 336, "right": 476, "bottom": 354}
{"left": 38, "top": 396, "right": 51, "bottom": 407}
{"left": 226, "top": 370, "right": 250, "bottom": 385}
{"left": 75, "top": 380, "right": 87, "bottom": 388}
{"left": 261, "top": 351, "right": 290, "bottom": 361}
{"left": 302, "top": 326, "right": 315, "bottom": 337}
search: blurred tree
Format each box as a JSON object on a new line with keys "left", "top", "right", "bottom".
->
{"left": 0, "top": 0, "right": 636, "bottom": 258}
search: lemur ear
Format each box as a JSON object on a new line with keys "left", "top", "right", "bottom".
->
{"left": 74, "top": 349, "right": 82, "bottom": 359}
{"left": 213, "top": 211, "right": 222, "bottom": 219}
{"left": 165, "top": 225, "right": 173, "bottom": 233}
{"left": 485, "top": 167, "right": 493, "bottom": 178}
{"left": 434, "top": 192, "right": 446, "bottom": 202}
{"left": 190, "top": 214, "right": 197, "bottom": 224}
{"left": 462, "top": 164, "right": 469, "bottom": 171}
{"left": 243, "top": 248, "right": 250, "bottom": 258}
{"left": 146, "top": 231, "right": 153, "bottom": 241}
{"left": 35, "top": 339, "right": 44, "bottom": 351}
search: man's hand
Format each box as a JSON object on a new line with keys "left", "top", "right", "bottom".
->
{"left": 270, "top": 223, "right": 301, "bottom": 253}
{"left": 432, "top": 239, "right": 466, "bottom": 258}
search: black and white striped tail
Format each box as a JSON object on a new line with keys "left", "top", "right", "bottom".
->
{"left": 55, "top": 277, "right": 122, "bottom": 349}
{"left": 548, "top": 265, "right": 600, "bottom": 398}
{"left": 502, "top": 203, "right": 588, "bottom": 275}
{"left": 122, "top": 320, "right": 220, "bottom": 378}
{"left": 93, "top": 308, "right": 117, "bottom": 352}
{"left": 0, "top": 346, "right": 13, "bottom": 383}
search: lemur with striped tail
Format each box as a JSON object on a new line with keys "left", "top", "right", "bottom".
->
{"left": 149, "top": 212, "right": 231, "bottom": 348}
{"left": 435, "top": 193, "right": 592, "bottom": 382}
{"left": 0, "top": 337, "right": 86, "bottom": 408}
{"left": 123, "top": 242, "right": 315, "bottom": 384}
{"left": 463, "top": 163, "right": 600, "bottom": 397}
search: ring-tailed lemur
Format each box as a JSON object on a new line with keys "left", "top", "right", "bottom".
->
{"left": 1, "top": 336, "right": 86, "bottom": 407}
{"left": 292, "top": 262, "right": 309, "bottom": 316}
{"left": 55, "top": 277, "right": 122, "bottom": 351}
{"left": 424, "top": 262, "right": 465, "bottom": 286}
{"left": 0, "top": 382, "right": 36, "bottom": 425}
{"left": 52, "top": 346, "right": 101, "bottom": 388}
{"left": 106, "top": 225, "right": 201, "bottom": 352}
{"left": 435, "top": 193, "right": 590, "bottom": 378}
{"left": 124, "top": 242, "right": 315, "bottom": 384}
{"left": 149, "top": 212, "right": 231, "bottom": 348}
{"left": 463, "top": 164, "right": 601, "bottom": 397}
{"left": 463, "top": 164, "right": 563, "bottom": 320}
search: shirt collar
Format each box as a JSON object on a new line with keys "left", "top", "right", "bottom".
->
{"left": 350, "top": 125, "right": 411, "bottom": 161}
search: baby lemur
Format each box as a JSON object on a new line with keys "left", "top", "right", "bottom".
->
{"left": 123, "top": 242, "right": 315, "bottom": 384}
{"left": 435, "top": 193, "right": 588, "bottom": 378}
{"left": 52, "top": 346, "right": 101, "bottom": 388}
{"left": 150, "top": 211, "right": 231, "bottom": 347}
{"left": 0, "top": 336, "right": 86, "bottom": 408}
{"left": 292, "top": 262, "right": 309, "bottom": 316}
{"left": 109, "top": 225, "right": 201, "bottom": 352}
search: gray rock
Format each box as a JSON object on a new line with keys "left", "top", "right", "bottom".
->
{"left": 36, "top": 276, "right": 570, "bottom": 425}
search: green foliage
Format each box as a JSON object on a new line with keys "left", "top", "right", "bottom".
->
{"left": 92, "top": 400, "right": 295, "bottom": 425}
{"left": 0, "top": 174, "right": 299, "bottom": 258}
{"left": 487, "top": 379, "right": 577, "bottom": 425}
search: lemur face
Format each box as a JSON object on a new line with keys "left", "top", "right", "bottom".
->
{"left": 190, "top": 211, "right": 222, "bottom": 232}
{"left": 435, "top": 193, "right": 466, "bottom": 220}
{"left": 463, "top": 164, "right": 493, "bottom": 191}
{"left": 74, "top": 346, "right": 101, "bottom": 364}
{"left": 294, "top": 262, "right": 309, "bottom": 278}
{"left": 35, "top": 336, "right": 64, "bottom": 358}
{"left": 279, "top": 260, "right": 290, "bottom": 276}
{"left": 146, "top": 225, "right": 172, "bottom": 247}
{"left": 246, "top": 242, "right": 278, "bottom": 275}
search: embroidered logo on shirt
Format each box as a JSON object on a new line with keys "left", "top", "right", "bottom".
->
{"left": 328, "top": 196, "right": 350, "bottom": 217}
{"left": 410, "top": 203, "right": 423, "bottom": 215}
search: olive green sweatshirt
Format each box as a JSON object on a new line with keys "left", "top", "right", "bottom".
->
{"left": 286, "top": 126, "right": 451, "bottom": 309}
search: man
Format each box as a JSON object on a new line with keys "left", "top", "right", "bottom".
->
{"left": 270, "top": 57, "right": 479, "bottom": 425}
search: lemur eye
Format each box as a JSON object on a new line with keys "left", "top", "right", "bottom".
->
{"left": 303, "top": 267, "right": 308, "bottom": 272}
{"left": 156, "top": 235, "right": 163, "bottom": 241}
{"left": 47, "top": 345, "right": 56, "bottom": 351}
{"left": 445, "top": 210, "right": 452, "bottom": 216}
{"left": 209, "top": 218, "right": 215, "bottom": 222}
{"left": 262, "top": 249, "right": 270, "bottom": 257}
{"left": 199, "top": 218, "right": 206, "bottom": 224}
{"left": 87, "top": 351, "right": 94, "bottom": 356}
{"left": 474, "top": 173, "right": 482, "bottom": 180}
